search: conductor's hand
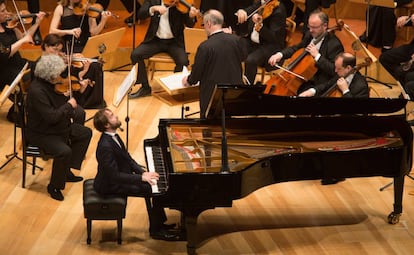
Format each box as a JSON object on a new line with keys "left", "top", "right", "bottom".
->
{"left": 268, "top": 52, "right": 282, "bottom": 66}
{"left": 236, "top": 9, "right": 247, "bottom": 24}
{"left": 142, "top": 172, "right": 159, "bottom": 185}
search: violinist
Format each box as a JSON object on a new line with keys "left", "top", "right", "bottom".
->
{"left": 96, "top": 0, "right": 142, "bottom": 25}
{"left": 26, "top": 54, "right": 92, "bottom": 201}
{"left": 129, "top": 0, "right": 198, "bottom": 99}
{"left": 299, "top": 52, "right": 369, "bottom": 98}
{"left": 379, "top": 14, "right": 414, "bottom": 100}
{"left": 49, "top": 0, "right": 112, "bottom": 53}
{"left": 49, "top": 0, "right": 107, "bottom": 109}
{"left": 268, "top": 9, "right": 344, "bottom": 94}
{"left": 235, "top": 0, "right": 287, "bottom": 85}
{"left": 0, "top": 0, "right": 46, "bottom": 123}
{"left": 34, "top": 33, "right": 105, "bottom": 110}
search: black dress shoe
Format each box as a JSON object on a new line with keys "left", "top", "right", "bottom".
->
{"left": 33, "top": 30, "right": 42, "bottom": 46}
{"left": 321, "top": 178, "right": 345, "bottom": 185}
{"left": 129, "top": 86, "right": 152, "bottom": 99}
{"left": 66, "top": 171, "right": 84, "bottom": 182}
{"left": 47, "top": 184, "right": 64, "bottom": 201}
{"left": 150, "top": 229, "right": 185, "bottom": 241}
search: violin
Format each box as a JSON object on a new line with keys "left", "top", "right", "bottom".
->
{"left": 321, "top": 57, "right": 372, "bottom": 98}
{"left": 264, "top": 20, "right": 344, "bottom": 96}
{"left": 6, "top": 10, "right": 49, "bottom": 29}
{"left": 164, "top": 0, "right": 194, "bottom": 14}
{"left": 73, "top": 1, "right": 119, "bottom": 19}
{"left": 54, "top": 75, "right": 82, "bottom": 94}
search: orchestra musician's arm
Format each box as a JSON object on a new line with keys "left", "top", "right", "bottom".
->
{"left": 49, "top": 5, "right": 81, "bottom": 38}
{"left": 313, "top": 33, "right": 344, "bottom": 79}
{"left": 88, "top": 11, "right": 111, "bottom": 36}
{"left": 397, "top": 14, "right": 414, "bottom": 28}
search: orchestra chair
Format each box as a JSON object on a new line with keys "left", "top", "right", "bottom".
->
{"left": 395, "top": 2, "right": 414, "bottom": 42}
{"left": 289, "top": 0, "right": 306, "bottom": 21}
{"left": 18, "top": 70, "right": 53, "bottom": 188}
{"left": 147, "top": 27, "right": 207, "bottom": 80}
{"left": 83, "top": 179, "right": 127, "bottom": 245}
{"left": 258, "top": 17, "right": 296, "bottom": 83}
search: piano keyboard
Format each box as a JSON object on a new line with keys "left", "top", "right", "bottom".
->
{"left": 145, "top": 145, "right": 167, "bottom": 193}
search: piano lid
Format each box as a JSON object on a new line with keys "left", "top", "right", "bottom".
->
{"left": 206, "top": 84, "right": 408, "bottom": 119}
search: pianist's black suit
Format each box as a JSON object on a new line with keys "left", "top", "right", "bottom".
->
{"left": 94, "top": 133, "right": 167, "bottom": 233}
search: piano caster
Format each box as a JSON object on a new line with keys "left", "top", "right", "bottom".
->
{"left": 387, "top": 212, "right": 401, "bottom": 224}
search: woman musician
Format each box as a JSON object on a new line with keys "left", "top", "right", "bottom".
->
{"left": 267, "top": 9, "right": 343, "bottom": 95}
{"left": 0, "top": 0, "right": 46, "bottom": 123}
{"left": 31, "top": 33, "right": 104, "bottom": 112}
{"left": 49, "top": 0, "right": 108, "bottom": 108}
{"left": 299, "top": 52, "right": 369, "bottom": 98}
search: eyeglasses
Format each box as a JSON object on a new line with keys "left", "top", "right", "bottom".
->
{"left": 307, "top": 24, "right": 324, "bottom": 30}
{"left": 48, "top": 45, "right": 63, "bottom": 52}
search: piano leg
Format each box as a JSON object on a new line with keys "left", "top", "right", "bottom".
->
{"left": 182, "top": 209, "right": 206, "bottom": 255}
{"left": 388, "top": 175, "right": 405, "bottom": 224}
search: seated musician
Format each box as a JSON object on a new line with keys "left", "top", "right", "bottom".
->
{"left": 33, "top": 33, "right": 103, "bottom": 112}
{"left": 129, "top": 0, "right": 198, "bottom": 99}
{"left": 96, "top": 0, "right": 142, "bottom": 25}
{"left": 379, "top": 14, "right": 414, "bottom": 100}
{"left": 182, "top": 9, "right": 248, "bottom": 118}
{"left": 49, "top": 0, "right": 111, "bottom": 108}
{"left": 299, "top": 52, "right": 369, "bottom": 98}
{"left": 268, "top": 9, "right": 344, "bottom": 94}
{"left": 235, "top": 0, "right": 287, "bottom": 85}
{"left": 26, "top": 55, "right": 92, "bottom": 201}
{"left": 93, "top": 108, "right": 183, "bottom": 241}
{"left": 0, "top": 0, "right": 46, "bottom": 123}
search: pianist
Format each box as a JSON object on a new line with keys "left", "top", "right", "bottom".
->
{"left": 93, "top": 108, "right": 183, "bottom": 241}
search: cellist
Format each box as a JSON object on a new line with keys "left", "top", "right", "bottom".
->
{"left": 268, "top": 9, "right": 343, "bottom": 94}
{"left": 299, "top": 52, "right": 369, "bottom": 98}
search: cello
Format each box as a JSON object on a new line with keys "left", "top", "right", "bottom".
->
{"left": 264, "top": 21, "right": 344, "bottom": 96}
{"left": 321, "top": 57, "right": 372, "bottom": 97}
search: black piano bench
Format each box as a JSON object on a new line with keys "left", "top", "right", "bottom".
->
{"left": 83, "top": 179, "right": 127, "bottom": 245}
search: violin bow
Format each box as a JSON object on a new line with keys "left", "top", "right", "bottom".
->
{"left": 10, "top": 0, "right": 28, "bottom": 34}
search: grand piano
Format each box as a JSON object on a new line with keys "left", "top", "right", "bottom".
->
{"left": 144, "top": 84, "right": 413, "bottom": 254}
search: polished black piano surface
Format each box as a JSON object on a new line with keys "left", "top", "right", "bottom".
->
{"left": 144, "top": 85, "right": 413, "bottom": 254}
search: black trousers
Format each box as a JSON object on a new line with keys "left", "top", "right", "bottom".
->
{"left": 379, "top": 41, "right": 414, "bottom": 84}
{"left": 96, "top": 0, "right": 141, "bottom": 13}
{"left": 28, "top": 124, "right": 92, "bottom": 190}
{"left": 130, "top": 38, "right": 189, "bottom": 87}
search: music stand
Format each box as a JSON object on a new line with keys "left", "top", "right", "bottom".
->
{"left": 0, "top": 62, "right": 28, "bottom": 170}
{"left": 81, "top": 28, "right": 126, "bottom": 58}
{"left": 113, "top": 64, "right": 138, "bottom": 150}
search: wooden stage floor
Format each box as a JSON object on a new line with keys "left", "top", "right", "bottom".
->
{"left": 1, "top": 4, "right": 414, "bottom": 255}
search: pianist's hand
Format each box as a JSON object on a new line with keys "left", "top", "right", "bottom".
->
{"left": 142, "top": 172, "right": 159, "bottom": 185}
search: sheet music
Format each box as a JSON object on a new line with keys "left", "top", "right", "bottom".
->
{"left": 113, "top": 64, "right": 137, "bottom": 107}
{"left": 0, "top": 62, "right": 28, "bottom": 106}
{"left": 159, "top": 66, "right": 199, "bottom": 90}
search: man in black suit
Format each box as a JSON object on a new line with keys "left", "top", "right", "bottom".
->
{"left": 96, "top": 0, "right": 142, "bottom": 25}
{"left": 26, "top": 55, "right": 91, "bottom": 201}
{"left": 380, "top": 14, "right": 414, "bottom": 96}
{"left": 129, "top": 0, "right": 198, "bottom": 98}
{"left": 93, "top": 108, "right": 182, "bottom": 241}
{"left": 299, "top": 52, "right": 369, "bottom": 98}
{"left": 268, "top": 9, "right": 344, "bottom": 94}
{"left": 235, "top": 0, "right": 287, "bottom": 84}
{"left": 182, "top": 9, "right": 248, "bottom": 118}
